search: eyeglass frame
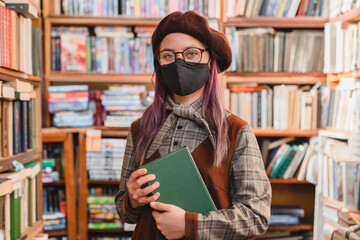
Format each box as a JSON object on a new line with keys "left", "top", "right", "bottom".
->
{"left": 157, "top": 47, "right": 211, "bottom": 66}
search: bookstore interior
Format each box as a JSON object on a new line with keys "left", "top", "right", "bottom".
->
{"left": 0, "top": 0, "right": 360, "bottom": 240}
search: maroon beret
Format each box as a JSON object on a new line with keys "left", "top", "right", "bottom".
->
{"left": 152, "top": 11, "right": 232, "bottom": 73}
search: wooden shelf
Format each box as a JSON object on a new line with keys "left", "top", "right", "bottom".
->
{"left": 0, "top": 149, "right": 41, "bottom": 173}
{"left": 46, "top": 72, "right": 153, "bottom": 83}
{"left": 88, "top": 180, "right": 119, "bottom": 185}
{"left": 88, "top": 229, "right": 132, "bottom": 233}
{"left": 270, "top": 179, "right": 310, "bottom": 184}
{"left": 268, "top": 224, "right": 313, "bottom": 231}
{"left": 226, "top": 72, "right": 326, "bottom": 84}
{"left": 43, "top": 180, "right": 66, "bottom": 186}
{"left": 22, "top": 220, "right": 44, "bottom": 240}
{"left": 46, "top": 229, "right": 68, "bottom": 236}
{"left": 327, "top": 69, "right": 360, "bottom": 85}
{"left": 42, "top": 127, "right": 129, "bottom": 137}
{"left": 253, "top": 128, "right": 319, "bottom": 137}
{"left": 329, "top": 8, "right": 360, "bottom": 23}
{"left": 224, "top": 17, "right": 327, "bottom": 28}
{"left": 0, "top": 67, "right": 41, "bottom": 83}
{"left": 46, "top": 16, "right": 161, "bottom": 26}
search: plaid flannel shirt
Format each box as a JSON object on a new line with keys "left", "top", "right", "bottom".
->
{"left": 115, "top": 96, "right": 272, "bottom": 239}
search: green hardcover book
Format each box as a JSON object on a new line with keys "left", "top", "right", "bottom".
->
{"left": 141, "top": 147, "right": 217, "bottom": 215}
{"left": 269, "top": 144, "right": 292, "bottom": 179}
{"left": 276, "top": 145, "right": 299, "bottom": 179}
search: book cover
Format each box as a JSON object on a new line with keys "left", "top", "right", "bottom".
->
{"left": 141, "top": 147, "right": 217, "bottom": 215}
{"left": 60, "top": 33, "right": 87, "bottom": 73}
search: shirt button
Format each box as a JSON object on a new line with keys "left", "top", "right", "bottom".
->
{"left": 177, "top": 125, "right": 183, "bottom": 129}
{"left": 173, "top": 141, "right": 179, "bottom": 146}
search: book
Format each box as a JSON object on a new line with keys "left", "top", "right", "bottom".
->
{"left": 140, "top": 147, "right": 217, "bottom": 215}
{"left": 5, "top": 1, "right": 38, "bottom": 19}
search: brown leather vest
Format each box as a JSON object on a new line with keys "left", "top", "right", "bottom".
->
{"left": 130, "top": 114, "right": 247, "bottom": 240}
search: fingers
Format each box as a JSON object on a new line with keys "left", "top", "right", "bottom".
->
{"left": 150, "top": 202, "right": 172, "bottom": 212}
{"left": 128, "top": 168, "right": 147, "bottom": 183}
{"left": 136, "top": 192, "right": 160, "bottom": 205}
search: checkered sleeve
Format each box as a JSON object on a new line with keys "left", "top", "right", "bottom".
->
{"left": 197, "top": 124, "right": 272, "bottom": 240}
{"left": 115, "top": 129, "right": 143, "bottom": 223}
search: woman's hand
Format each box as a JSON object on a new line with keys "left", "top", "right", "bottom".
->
{"left": 150, "top": 202, "right": 186, "bottom": 240}
{"left": 126, "top": 168, "right": 160, "bottom": 209}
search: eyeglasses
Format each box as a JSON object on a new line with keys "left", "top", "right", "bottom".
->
{"left": 157, "top": 47, "right": 210, "bottom": 66}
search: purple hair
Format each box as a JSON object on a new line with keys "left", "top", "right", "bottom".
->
{"left": 134, "top": 60, "right": 229, "bottom": 166}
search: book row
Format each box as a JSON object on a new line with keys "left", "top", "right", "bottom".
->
{"left": 57, "top": 0, "right": 221, "bottom": 18}
{"left": 0, "top": 80, "right": 39, "bottom": 158}
{"left": 42, "top": 188, "right": 67, "bottom": 231}
{"left": 227, "top": 0, "right": 329, "bottom": 18}
{"left": 329, "top": 0, "right": 360, "bottom": 19}
{"left": 0, "top": 3, "right": 40, "bottom": 76}
{"left": 0, "top": 162, "right": 41, "bottom": 240}
{"left": 320, "top": 137, "right": 360, "bottom": 209}
{"left": 51, "top": 26, "right": 154, "bottom": 74}
{"left": 324, "top": 22, "right": 360, "bottom": 74}
{"left": 263, "top": 137, "right": 315, "bottom": 181}
{"left": 228, "top": 84, "right": 321, "bottom": 130}
{"left": 226, "top": 28, "right": 324, "bottom": 73}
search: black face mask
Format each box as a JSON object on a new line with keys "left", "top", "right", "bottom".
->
{"left": 160, "top": 58, "right": 210, "bottom": 96}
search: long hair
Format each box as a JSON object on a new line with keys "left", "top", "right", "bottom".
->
{"left": 134, "top": 59, "right": 229, "bottom": 167}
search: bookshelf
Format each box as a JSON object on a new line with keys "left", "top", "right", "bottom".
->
{"left": 39, "top": 0, "right": 339, "bottom": 238}
{"left": 41, "top": 132, "right": 77, "bottom": 240}
{"left": 0, "top": 0, "right": 43, "bottom": 238}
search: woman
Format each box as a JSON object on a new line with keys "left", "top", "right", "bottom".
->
{"left": 115, "top": 11, "right": 271, "bottom": 240}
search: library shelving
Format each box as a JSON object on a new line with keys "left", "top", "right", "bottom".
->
{"left": 41, "top": 131, "right": 77, "bottom": 240}
{"left": 39, "top": 0, "right": 336, "bottom": 238}
{"left": 0, "top": 0, "right": 43, "bottom": 238}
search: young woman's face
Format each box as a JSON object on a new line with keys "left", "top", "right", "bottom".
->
{"left": 159, "top": 33, "right": 210, "bottom": 64}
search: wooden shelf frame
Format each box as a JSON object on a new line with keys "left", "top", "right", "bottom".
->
{"left": 47, "top": 230, "right": 68, "bottom": 236}
{"left": 253, "top": 128, "right": 319, "bottom": 137}
{"left": 0, "top": 149, "right": 41, "bottom": 173}
{"left": 268, "top": 223, "right": 313, "bottom": 231}
{"left": 42, "top": 132, "right": 77, "bottom": 240}
{"left": 21, "top": 220, "right": 44, "bottom": 240}
{"left": 45, "top": 72, "right": 154, "bottom": 83}
{"left": 269, "top": 179, "right": 311, "bottom": 184}
{"left": 226, "top": 72, "right": 326, "bottom": 85}
{"left": 0, "top": 67, "right": 41, "bottom": 83}
{"left": 329, "top": 7, "right": 360, "bottom": 23}
{"left": 224, "top": 17, "right": 328, "bottom": 28}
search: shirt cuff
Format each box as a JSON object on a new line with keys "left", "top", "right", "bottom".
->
{"left": 124, "top": 191, "right": 144, "bottom": 216}
{"left": 185, "top": 212, "right": 198, "bottom": 240}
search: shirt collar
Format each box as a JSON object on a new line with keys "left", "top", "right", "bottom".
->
{"left": 165, "top": 95, "right": 216, "bottom": 149}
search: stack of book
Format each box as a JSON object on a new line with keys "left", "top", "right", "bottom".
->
{"left": 87, "top": 138, "right": 126, "bottom": 181}
{"left": 42, "top": 143, "right": 64, "bottom": 183}
{"left": 55, "top": 0, "right": 221, "bottom": 18}
{"left": 87, "top": 187, "right": 123, "bottom": 230}
{"left": 226, "top": 28, "right": 324, "bottom": 73}
{"left": 0, "top": 162, "right": 41, "bottom": 240}
{"left": 270, "top": 205, "right": 305, "bottom": 226}
{"left": 227, "top": 0, "right": 329, "bottom": 17}
{"left": 0, "top": 2, "right": 40, "bottom": 75}
{"left": 102, "top": 85, "right": 145, "bottom": 128}
{"left": 51, "top": 26, "right": 155, "bottom": 74}
{"left": 321, "top": 199, "right": 360, "bottom": 240}
{"left": 48, "top": 85, "right": 93, "bottom": 127}
{"left": 0, "top": 79, "right": 38, "bottom": 157}
{"left": 229, "top": 83, "right": 322, "bottom": 130}
{"left": 42, "top": 188, "right": 67, "bottom": 231}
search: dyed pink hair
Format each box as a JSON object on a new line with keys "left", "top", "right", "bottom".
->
{"left": 134, "top": 59, "right": 229, "bottom": 167}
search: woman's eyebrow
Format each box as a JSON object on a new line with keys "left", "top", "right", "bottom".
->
{"left": 160, "top": 45, "right": 202, "bottom": 52}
